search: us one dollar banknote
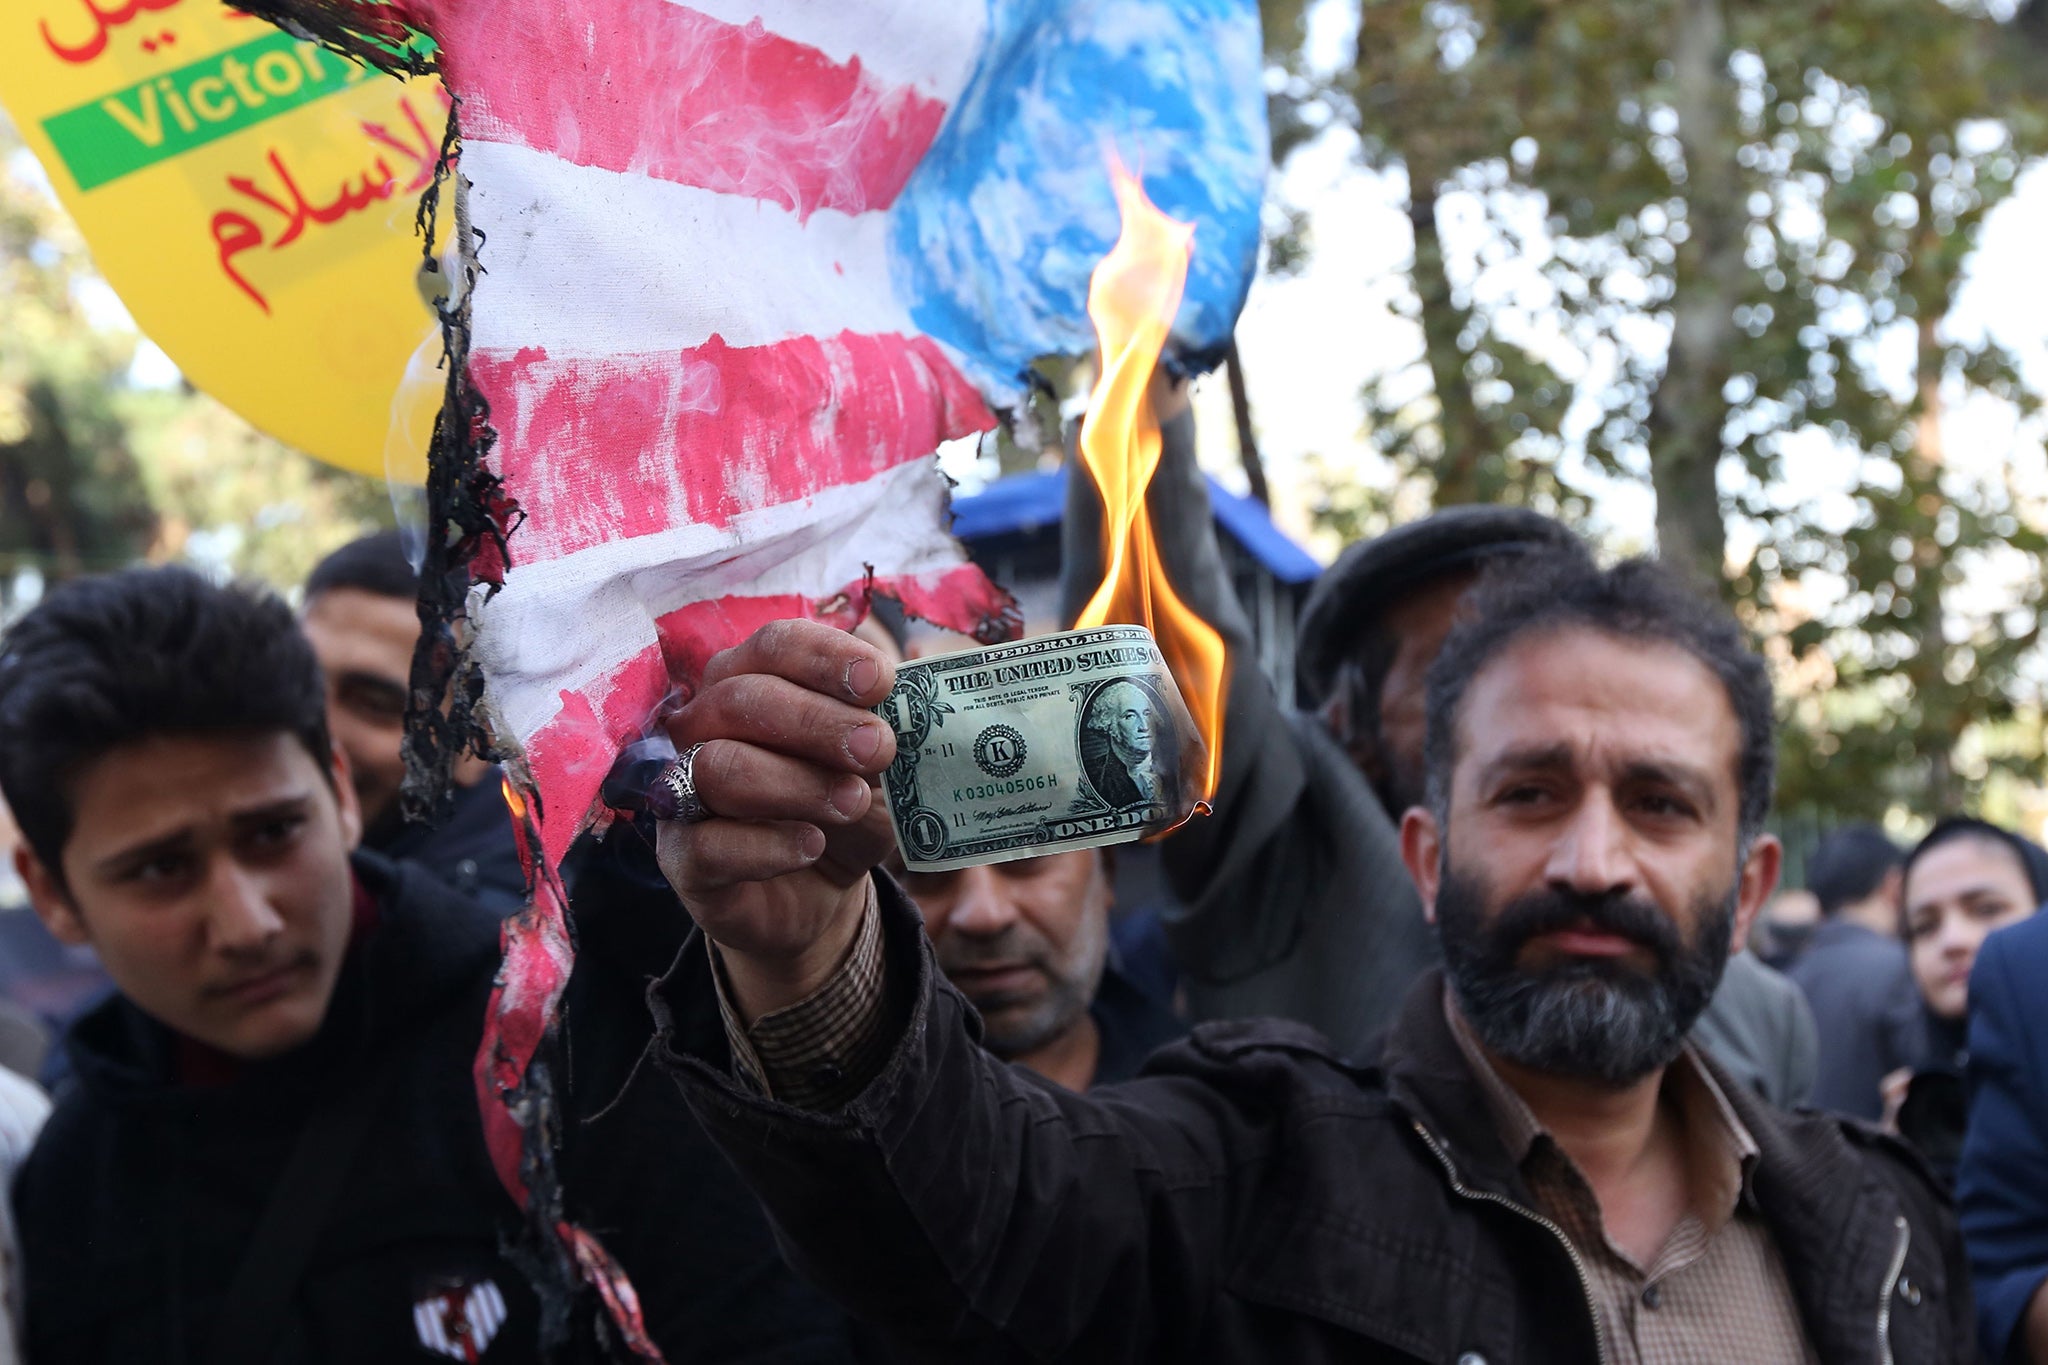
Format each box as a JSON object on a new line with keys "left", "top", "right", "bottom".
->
{"left": 874, "top": 625, "right": 1206, "bottom": 872}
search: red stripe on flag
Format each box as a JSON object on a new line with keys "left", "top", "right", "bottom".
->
{"left": 514, "top": 567, "right": 1014, "bottom": 866}
{"left": 524, "top": 646, "right": 674, "bottom": 869}
{"left": 473, "top": 873, "right": 572, "bottom": 1199}
{"left": 471, "top": 864, "right": 667, "bottom": 1363}
{"left": 653, "top": 591, "right": 866, "bottom": 685}
{"left": 560, "top": 1223, "right": 666, "bottom": 1364}
{"left": 436, "top": 0, "right": 948, "bottom": 218}
{"left": 649, "top": 568, "right": 1020, "bottom": 683}
{"left": 472, "top": 332, "right": 995, "bottom": 565}
{"left": 881, "top": 565, "right": 1026, "bottom": 644}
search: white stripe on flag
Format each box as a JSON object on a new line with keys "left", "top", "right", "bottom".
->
{"left": 464, "top": 140, "right": 919, "bottom": 360}
{"left": 667, "top": 0, "right": 988, "bottom": 100}
{"left": 471, "top": 1281, "right": 507, "bottom": 1341}
{"left": 476, "top": 456, "right": 976, "bottom": 744}
{"left": 413, "top": 1300, "right": 449, "bottom": 1356}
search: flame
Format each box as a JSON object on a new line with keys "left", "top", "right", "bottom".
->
{"left": 1071, "top": 160, "right": 1230, "bottom": 800}
{"left": 501, "top": 776, "right": 528, "bottom": 821}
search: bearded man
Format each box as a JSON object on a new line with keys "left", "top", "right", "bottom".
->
{"left": 893, "top": 845, "right": 1182, "bottom": 1090}
{"left": 1058, "top": 376, "right": 1814, "bottom": 1108}
{"left": 636, "top": 551, "right": 1969, "bottom": 1363}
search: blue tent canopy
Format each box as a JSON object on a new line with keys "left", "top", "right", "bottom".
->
{"left": 948, "top": 466, "right": 1319, "bottom": 584}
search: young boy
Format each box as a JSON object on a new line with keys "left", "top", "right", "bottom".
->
{"left": 0, "top": 567, "right": 858, "bottom": 1363}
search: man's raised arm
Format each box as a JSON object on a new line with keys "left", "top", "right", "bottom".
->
{"left": 1057, "top": 376, "right": 1323, "bottom": 980}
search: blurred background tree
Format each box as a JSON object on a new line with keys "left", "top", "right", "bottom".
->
{"left": 1265, "top": 0, "right": 2048, "bottom": 825}
{"left": 1, "top": 118, "right": 156, "bottom": 596}
{"left": 1, "top": 113, "right": 390, "bottom": 613}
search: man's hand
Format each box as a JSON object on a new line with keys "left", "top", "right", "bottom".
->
{"left": 656, "top": 620, "right": 897, "bottom": 1023}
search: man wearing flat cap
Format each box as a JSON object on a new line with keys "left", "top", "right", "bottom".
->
{"left": 1062, "top": 374, "right": 1815, "bottom": 1105}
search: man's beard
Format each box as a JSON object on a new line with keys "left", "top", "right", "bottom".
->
{"left": 1436, "top": 858, "right": 1734, "bottom": 1088}
{"left": 941, "top": 932, "right": 1092, "bottom": 1060}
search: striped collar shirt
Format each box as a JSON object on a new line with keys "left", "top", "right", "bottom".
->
{"left": 1445, "top": 988, "right": 1818, "bottom": 1365}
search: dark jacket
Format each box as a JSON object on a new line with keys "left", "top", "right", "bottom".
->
{"left": 651, "top": 876, "right": 1971, "bottom": 1364}
{"left": 1958, "top": 910, "right": 2048, "bottom": 1362}
{"left": 367, "top": 767, "right": 528, "bottom": 912}
{"left": 1690, "top": 949, "right": 1819, "bottom": 1108}
{"left": 15, "top": 850, "right": 860, "bottom": 1364}
{"left": 1789, "top": 918, "right": 1929, "bottom": 1121}
{"left": 1895, "top": 1008, "right": 1971, "bottom": 1189}
{"left": 1087, "top": 961, "right": 1185, "bottom": 1087}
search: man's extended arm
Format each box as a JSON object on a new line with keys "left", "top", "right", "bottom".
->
{"left": 647, "top": 621, "right": 1260, "bottom": 1360}
{"left": 652, "top": 873, "right": 1256, "bottom": 1361}
{"left": 1957, "top": 923, "right": 2048, "bottom": 1363}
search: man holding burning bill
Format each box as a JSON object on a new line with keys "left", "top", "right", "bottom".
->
{"left": 641, "top": 553, "right": 1966, "bottom": 1363}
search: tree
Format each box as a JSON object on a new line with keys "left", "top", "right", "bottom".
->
{"left": 126, "top": 383, "right": 396, "bottom": 590}
{"left": 1265, "top": 0, "right": 2048, "bottom": 820}
{"left": 1, "top": 121, "right": 156, "bottom": 597}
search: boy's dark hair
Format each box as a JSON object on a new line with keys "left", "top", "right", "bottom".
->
{"left": 1905, "top": 817, "right": 2048, "bottom": 907}
{"left": 1805, "top": 823, "right": 1905, "bottom": 915}
{"left": 1423, "top": 552, "right": 1777, "bottom": 843}
{"left": 0, "top": 567, "right": 332, "bottom": 872}
{"left": 305, "top": 529, "right": 417, "bottom": 603}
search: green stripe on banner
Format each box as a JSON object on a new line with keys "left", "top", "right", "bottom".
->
{"left": 42, "top": 31, "right": 368, "bottom": 192}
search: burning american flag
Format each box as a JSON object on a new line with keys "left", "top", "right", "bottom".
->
{"left": 237, "top": 0, "right": 1264, "bottom": 1348}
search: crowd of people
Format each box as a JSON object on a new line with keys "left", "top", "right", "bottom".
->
{"left": 0, "top": 372, "right": 2044, "bottom": 1362}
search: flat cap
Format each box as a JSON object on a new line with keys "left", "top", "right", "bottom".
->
{"left": 1296, "top": 504, "right": 1587, "bottom": 704}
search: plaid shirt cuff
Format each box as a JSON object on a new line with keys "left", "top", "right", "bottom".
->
{"left": 710, "top": 881, "right": 888, "bottom": 1110}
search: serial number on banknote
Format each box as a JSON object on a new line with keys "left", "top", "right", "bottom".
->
{"left": 875, "top": 626, "right": 1185, "bottom": 872}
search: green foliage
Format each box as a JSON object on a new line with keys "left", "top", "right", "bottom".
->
{"left": 1, "top": 112, "right": 390, "bottom": 606}
{"left": 123, "top": 384, "right": 396, "bottom": 589}
{"left": 1272, "top": 0, "right": 2048, "bottom": 822}
{"left": 1, "top": 122, "right": 155, "bottom": 587}
{"left": 1298, "top": 449, "right": 1396, "bottom": 547}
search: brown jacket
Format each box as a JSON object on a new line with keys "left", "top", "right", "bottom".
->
{"left": 651, "top": 876, "right": 1971, "bottom": 1364}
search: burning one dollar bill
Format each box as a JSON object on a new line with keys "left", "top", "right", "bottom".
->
{"left": 875, "top": 626, "right": 1209, "bottom": 872}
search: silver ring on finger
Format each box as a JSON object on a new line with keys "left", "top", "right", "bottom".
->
{"left": 656, "top": 743, "right": 712, "bottom": 824}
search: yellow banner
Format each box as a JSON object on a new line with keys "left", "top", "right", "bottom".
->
{"left": 1, "top": 0, "right": 442, "bottom": 477}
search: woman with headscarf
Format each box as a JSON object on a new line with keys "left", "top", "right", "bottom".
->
{"left": 1886, "top": 818, "right": 2048, "bottom": 1181}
